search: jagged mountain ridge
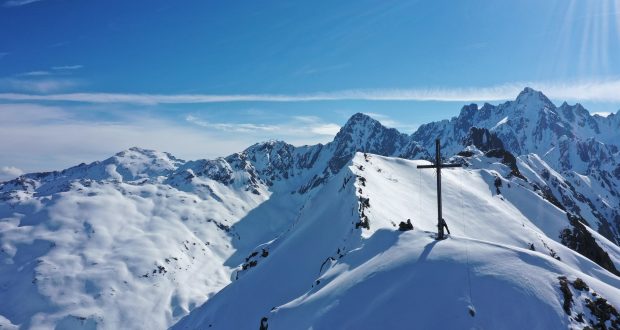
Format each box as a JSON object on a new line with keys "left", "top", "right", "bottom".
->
{"left": 1, "top": 88, "right": 620, "bottom": 329}
{"left": 413, "top": 87, "right": 620, "bottom": 171}
{"left": 412, "top": 88, "right": 620, "bottom": 244}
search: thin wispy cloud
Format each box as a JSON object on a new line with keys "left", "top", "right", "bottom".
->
{"left": 186, "top": 114, "right": 341, "bottom": 137}
{"left": 17, "top": 70, "right": 51, "bottom": 77}
{"left": 52, "top": 65, "right": 83, "bottom": 71}
{"left": 16, "top": 65, "right": 82, "bottom": 77}
{"left": 2, "top": 80, "right": 620, "bottom": 104}
{"left": 0, "top": 52, "right": 8, "bottom": 60}
{"left": 294, "top": 63, "right": 350, "bottom": 76}
{"left": 3, "top": 0, "right": 43, "bottom": 7}
{"left": 0, "top": 103, "right": 69, "bottom": 123}
{"left": 186, "top": 115, "right": 280, "bottom": 133}
{"left": 0, "top": 78, "right": 80, "bottom": 93}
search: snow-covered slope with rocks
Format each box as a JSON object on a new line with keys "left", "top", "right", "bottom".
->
{"left": 0, "top": 117, "right": 429, "bottom": 329}
{"left": 1, "top": 88, "right": 619, "bottom": 329}
{"left": 174, "top": 153, "right": 620, "bottom": 330}
{"left": 412, "top": 88, "right": 620, "bottom": 244}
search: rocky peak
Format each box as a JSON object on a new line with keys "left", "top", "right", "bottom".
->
{"left": 242, "top": 140, "right": 293, "bottom": 155}
{"left": 329, "top": 113, "right": 410, "bottom": 171}
{"left": 334, "top": 113, "right": 406, "bottom": 145}
{"left": 515, "top": 87, "right": 553, "bottom": 105}
{"left": 334, "top": 113, "right": 383, "bottom": 143}
{"left": 458, "top": 103, "right": 479, "bottom": 119}
{"left": 237, "top": 140, "right": 297, "bottom": 179}
{"left": 515, "top": 87, "right": 554, "bottom": 109}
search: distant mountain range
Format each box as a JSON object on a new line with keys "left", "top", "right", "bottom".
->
{"left": 1, "top": 88, "right": 619, "bottom": 329}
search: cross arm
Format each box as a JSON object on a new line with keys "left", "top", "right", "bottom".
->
{"left": 416, "top": 163, "right": 462, "bottom": 169}
{"left": 440, "top": 163, "right": 462, "bottom": 168}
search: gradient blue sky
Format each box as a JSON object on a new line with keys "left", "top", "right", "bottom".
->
{"left": 1, "top": 0, "right": 620, "bottom": 178}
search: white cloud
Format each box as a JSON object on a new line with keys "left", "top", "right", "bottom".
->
{"left": 0, "top": 166, "right": 23, "bottom": 182}
{"left": 592, "top": 112, "right": 613, "bottom": 117}
{"left": 292, "top": 115, "right": 324, "bottom": 123}
{"left": 186, "top": 114, "right": 341, "bottom": 139}
{"left": 0, "top": 103, "right": 69, "bottom": 123}
{"left": 3, "top": 0, "right": 43, "bottom": 7}
{"left": 2, "top": 80, "right": 620, "bottom": 104}
{"left": 186, "top": 115, "right": 280, "bottom": 133}
{"left": 363, "top": 112, "right": 419, "bottom": 133}
{"left": 0, "top": 78, "right": 79, "bottom": 93}
{"left": 52, "top": 65, "right": 83, "bottom": 71}
{"left": 18, "top": 70, "right": 51, "bottom": 77}
{"left": 310, "top": 123, "right": 341, "bottom": 136}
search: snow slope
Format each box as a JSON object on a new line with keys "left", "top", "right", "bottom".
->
{"left": 0, "top": 146, "right": 308, "bottom": 329}
{"left": 173, "top": 153, "right": 620, "bottom": 330}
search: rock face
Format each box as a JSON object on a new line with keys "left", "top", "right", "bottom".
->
{"left": 463, "top": 127, "right": 505, "bottom": 152}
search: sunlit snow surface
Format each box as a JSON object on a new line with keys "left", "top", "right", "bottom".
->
{"left": 174, "top": 154, "right": 620, "bottom": 330}
{"left": 0, "top": 148, "right": 280, "bottom": 329}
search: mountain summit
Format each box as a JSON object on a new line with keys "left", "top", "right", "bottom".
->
{"left": 515, "top": 86, "right": 555, "bottom": 108}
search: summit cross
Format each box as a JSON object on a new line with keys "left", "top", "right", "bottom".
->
{"left": 417, "top": 139, "right": 462, "bottom": 240}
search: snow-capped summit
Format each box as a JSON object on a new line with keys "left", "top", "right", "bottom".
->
{"left": 329, "top": 113, "right": 413, "bottom": 171}
{"left": 515, "top": 86, "right": 555, "bottom": 109}
{"left": 108, "top": 146, "right": 183, "bottom": 180}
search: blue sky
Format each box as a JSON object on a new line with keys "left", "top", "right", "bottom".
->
{"left": 1, "top": 0, "right": 620, "bottom": 178}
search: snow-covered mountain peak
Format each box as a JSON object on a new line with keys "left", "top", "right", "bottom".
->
{"left": 242, "top": 140, "right": 292, "bottom": 153}
{"left": 328, "top": 112, "right": 415, "bottom": 171}
{"left": 106, "top": 146, "right": 184, "bottom": 181}
{"left": 341, "top": 112, "right": 375, "bottom": 126}
{"left": 515, "top": 87, "right": 555, "bottom": 110}
{"left": 335, "top": 112, "right": 398, "bottom": 138}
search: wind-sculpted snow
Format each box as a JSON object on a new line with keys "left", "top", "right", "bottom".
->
{"left": 0, "top": 147, "right": 287, "bottom": 329}
{"left": 0, "top": 179, "right": 246, "bottom": 329}
{"left": 175, "top": 153, "right": 620, "bottom": 330}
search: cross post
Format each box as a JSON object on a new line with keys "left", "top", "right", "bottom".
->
{"left": 417, "top": 139, "right": 461, "bottom": 240}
